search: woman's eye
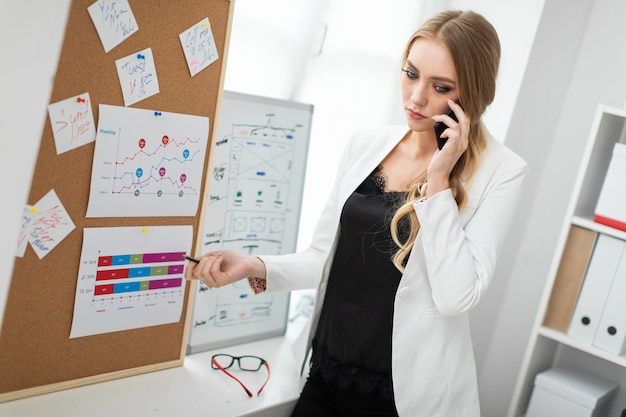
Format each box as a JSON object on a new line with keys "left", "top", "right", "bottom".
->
{"left": 435, "top": 85, "right": 450, "bottom": 93}
{"left": 402, "top": 69, "right": 417, "bottom": 79}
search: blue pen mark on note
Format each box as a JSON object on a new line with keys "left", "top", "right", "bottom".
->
{"left": 115, "top": 47, "right": 160, "bottom": 106}
{"left": 88, "top": 0, "right": 139, "bottom": 53}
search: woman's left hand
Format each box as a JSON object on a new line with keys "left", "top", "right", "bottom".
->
{"left": 427, "top": 99, "right": 470, "bottom": 195}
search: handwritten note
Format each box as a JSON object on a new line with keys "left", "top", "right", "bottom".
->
{"left": 15, "top": 206, "right": 34, "bottom": 258}
{"left": 88, "top": 0, "right": 138, "bottom": 53}
{"left": 179, "top": 17, "right": 219, "bottom": 77}
{"left": 47, "top": 92, "right": 96, "bottom": 154}
{"left": 28, "top": 190, "right": 76, "bottom": 259}
{"left": 115, "top": 48, "right": 160, "bottom": 107}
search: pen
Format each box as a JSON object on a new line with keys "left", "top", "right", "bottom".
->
{"left": 184, "top": 254, "right": 200, "bottom": 264}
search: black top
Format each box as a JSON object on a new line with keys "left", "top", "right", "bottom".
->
{"left": 311, "top": 167, "right": 408, "bottom": 399}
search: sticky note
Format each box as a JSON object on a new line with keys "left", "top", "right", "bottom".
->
{"left": 15, "top": 205, "right": 34, "bottom": 258}
{"left": 115, "top": 47, "right": 160, "bottom": 107}
{"left": 28, "top": 190, "right": 76, "bottom": 259}
{"left": 179, "top": 17, "right": 219, "bottom": 77}
{"left": 88, "top": 0, "right": 139, "bottom": 53}
{"left": 48, "top": 92, "right": 96, "bottom": 154}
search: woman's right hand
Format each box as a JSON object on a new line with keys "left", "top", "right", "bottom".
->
{"left": 184, "top": 250, "right": 266, "bottom": 288}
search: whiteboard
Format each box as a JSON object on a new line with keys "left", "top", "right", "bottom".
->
{"left": 187, "top": 91, "right": 313, "bottom": 353}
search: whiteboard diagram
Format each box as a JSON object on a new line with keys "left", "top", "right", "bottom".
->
{"left": 188, "top": 91, "right": 313, "bottom": 352}
{"left": 86, "top": 104, "right": 209, "bottom": 218}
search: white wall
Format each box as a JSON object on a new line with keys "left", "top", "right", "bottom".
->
{"left": 0, "top": 0, "right": 71, "bottom": 329}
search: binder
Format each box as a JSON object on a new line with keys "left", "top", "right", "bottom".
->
{"left": 568, "top": 234, "right": 625, "bottom": 344}
{"left": 543, "top": 226, "right": 597, "bottom": 332}
{"left": 593, "top": 244, "right": 626, "bottom": 354}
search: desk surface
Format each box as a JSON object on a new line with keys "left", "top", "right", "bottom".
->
{"left": 0, "top": 317, "right": 307, "bottom": 417}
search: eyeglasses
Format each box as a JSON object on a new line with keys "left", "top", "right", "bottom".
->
{"left": 211, "top": 354, "right": 270, "bottom": 397}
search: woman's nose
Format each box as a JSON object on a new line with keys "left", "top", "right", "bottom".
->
{"left": 410, "top": 82, "right": 427, "bottom": 105}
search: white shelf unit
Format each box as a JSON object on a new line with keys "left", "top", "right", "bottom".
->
{"left": 508, "top": 103, "right": 626, "bottom": 417}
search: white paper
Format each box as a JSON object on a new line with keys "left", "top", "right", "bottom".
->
{"left": 88, "top": 0, "right": 138, "bottom": 53}
{"left": 48, "top": 92, "right": 96, "bottom": 154}
{"left": 70, "top": 225, "right": 192, "bottom": 338}
{"left": 179, "top": 17, "right": 219, "bottom": 77}
{"left": 115, "top": 48, "right": 160, "bottom": 106}
{"left": 28, "top": 190, "right": 76, "bottom": 259}
{"left": 86, "top": 104, "right": 209, "bottom": 217}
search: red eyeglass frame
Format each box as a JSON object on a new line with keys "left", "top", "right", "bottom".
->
{"left": 211, "top": 355, "right": 271, "bottom": 397}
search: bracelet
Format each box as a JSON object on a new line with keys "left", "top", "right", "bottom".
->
{"left": 247, "top": 276, "right": 267, "bottom": 294}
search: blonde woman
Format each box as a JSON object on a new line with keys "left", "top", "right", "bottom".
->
{"left": 186, "top": 10, "right": 527, "bottom": 417}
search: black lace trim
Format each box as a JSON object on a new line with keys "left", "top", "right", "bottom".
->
{"left": 371, "top": 166, "right": 388, "bottom": 192}
{"left": 310, "top": 347, "right": 394, "bottom": 400}
{"left": 367, "top": 166, "right": 408, "bottom": 205}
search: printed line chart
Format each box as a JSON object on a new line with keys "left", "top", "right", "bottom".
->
{"left": 70, "top": 225, "right": 192, "bottom": 339}
{"left": 111, "top": 134, "right": 201, "bottom": 197}
{"left": 86, "top": 104, "right": 209, "bottom": 217}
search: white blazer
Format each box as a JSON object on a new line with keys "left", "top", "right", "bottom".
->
{"left": 260, "top": 126, "right": 527, "bottom": 417}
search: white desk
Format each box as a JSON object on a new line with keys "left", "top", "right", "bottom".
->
{"left": 0, "top": 319, "right": 307, "bottom": 417}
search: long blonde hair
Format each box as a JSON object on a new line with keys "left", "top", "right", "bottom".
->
{"left": 390, "top": 10, "right": 501, "bottom": 272}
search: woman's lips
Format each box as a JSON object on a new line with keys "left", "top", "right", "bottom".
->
{"left": 406, "top": 108, "right": 425, "bottom": 120}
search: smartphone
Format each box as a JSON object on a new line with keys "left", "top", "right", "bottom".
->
{"left": 433, "top": 102, "right": 461, "bottom": 150}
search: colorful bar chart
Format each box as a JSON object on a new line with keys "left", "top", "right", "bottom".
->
{"left": 94, "top": 278, "right": 183, "bottom": 296}
{"left": 93, "top": 251, "right": 185, "bottom": 298}
{"left": 70, "top": 226, "right": 192, "bottom": 339}
{"left": 98, "top": 252, "right": 188, "bottom": 266}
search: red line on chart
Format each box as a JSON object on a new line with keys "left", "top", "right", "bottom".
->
{"left": 116, "top": 136, "right": 201, "bottom": 165}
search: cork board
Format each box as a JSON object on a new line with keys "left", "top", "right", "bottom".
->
{"left": 0, "top": 0, "right": 234, "bottom": 402}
